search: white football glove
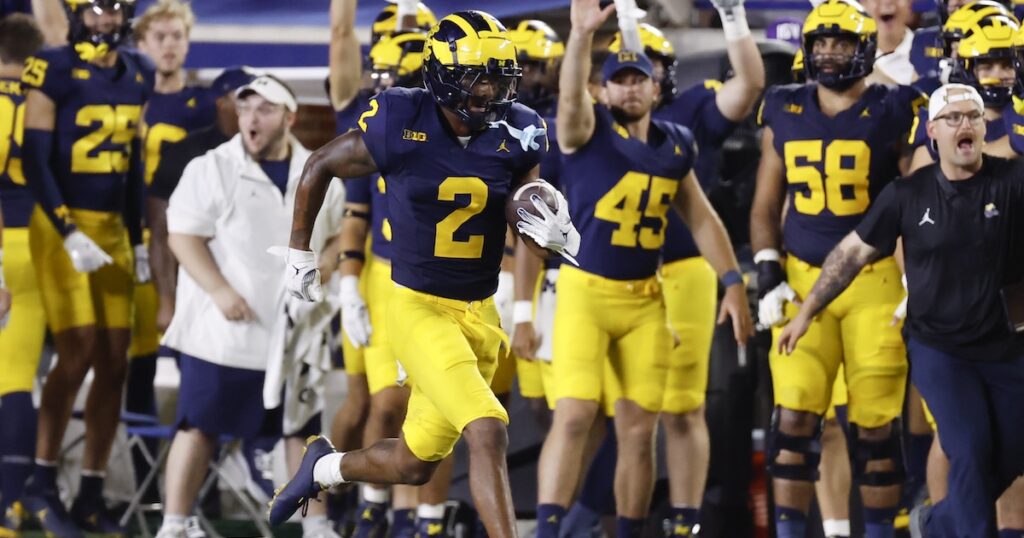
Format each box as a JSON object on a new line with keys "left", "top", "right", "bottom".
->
{"left": 134, "top": 244, "right": 151, "bottom": 284}
{"left": 340, "top": 275, "right": 371, "bottom": 348}
{"left": 272, "top": 247, "right": 323, "bottom": 303}
{"left": 757, "top": 281, "right": 798, "bottom": 330}
{"left": 63, "top": 230, "right": 113, "bottom": 273}
{"left": 516, "top": 189, "right": 581, "bottom": 266}
{"left": 893, "top": 274, "right": 908, "bottom": 323}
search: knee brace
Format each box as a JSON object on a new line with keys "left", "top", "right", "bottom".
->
{"left": 766, "top": 407, "right": 824, "bottom": 482}
{"left": 849, "top": 420, "right": 906, "bottom": 487}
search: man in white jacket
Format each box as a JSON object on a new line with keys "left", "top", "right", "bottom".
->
{"left": 155, "top": 75, "right": 340, "bottom": 538}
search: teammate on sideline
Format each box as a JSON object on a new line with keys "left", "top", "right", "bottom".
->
{"left": 156, "top": 75, "right": 319, "bottom": 538}
{"left": 750, "top": 1, "right": 926, "bottom": 537}
{"left": 778, "top": 82, "right": 1024, "bottom": 538}
{"left": 0, "top": 13, "right": 45, "bottom": 537}
{"left": 534, "top": 1, "right": 753, "bottom": 537}
{"left": 20, "top": 0, "right": 153, "bottom": 534}
{"left": 130, "top": 0, "right": 215, "bottom": 501}
{"left": 608, "top": 9, "right": 764, "bottom": 536}
{"left": 271, "top": 11, "right": 579, "bottom": 538}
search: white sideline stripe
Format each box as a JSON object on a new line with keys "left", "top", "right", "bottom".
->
{"left": 191, "top": 24, "right": 370, "bottom": 44}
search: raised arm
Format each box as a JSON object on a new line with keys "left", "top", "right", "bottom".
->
{"left": 712, "top": 0, "right": 765, "bottom": 121}
{"left": 30, "top": 0, "right": 68, "bottom": 46}
{"left": 776, "top": 231, "right": 880, "bottom": 353}
{"left": 290, "top": 129, "right": 378, "bottom": 251}
{"left": 328, "top": 0, "right": 363, "bottom": 111}
{"left": 557, "top": 0, "right": 615, "bottom": 153}
{"left": 672, "top": 171, "right": 754, "bottom": 344}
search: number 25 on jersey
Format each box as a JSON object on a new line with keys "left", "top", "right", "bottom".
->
{"left": 784, "top": 140, "right": 871, "bottom": 217}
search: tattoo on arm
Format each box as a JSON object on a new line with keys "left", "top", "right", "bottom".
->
{"left": 803, "top": 242, "right": 872, "bottom": 317}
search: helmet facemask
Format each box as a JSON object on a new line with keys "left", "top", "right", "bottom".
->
{"left": 66, "top": 0, "right": 134, "bottom": 61}
{"left": 425, "top": 59, "right": 521, "bottom": 131}
{"left": 803, "top": 32, "right": 876, "bottom": 90}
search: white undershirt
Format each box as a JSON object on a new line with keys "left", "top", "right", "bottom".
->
{"left": 874, "top": 28, "right": 916, "bottom": 85}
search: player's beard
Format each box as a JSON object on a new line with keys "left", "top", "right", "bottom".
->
{"left": 608, "top": 103, "right": 649, "bottom": 125}
{"left": 245, "top": 118, "right": 290, "bottom": 161}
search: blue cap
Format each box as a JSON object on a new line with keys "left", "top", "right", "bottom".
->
{"left": 210, "top": 66, "right": 258, "bottom": 97}
{"left": 602, "top": 51, "right": 654, "bottom": 83}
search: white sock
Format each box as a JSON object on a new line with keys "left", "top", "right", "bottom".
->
{"left": 361, "top": 485, "right": 388, "bottom": 504}
{"left": 417, "top": 503, "right": 445, "bottom": 520}
{"left": 161, "top": 514, "right": 186, "bottom": 529}
{"left": 822, "top": 518, "right": 851, "bottom": 537}
{"left": 302, "top": 515, "right": 329, "bottom": 533}
{"left": 312, "top": 452, "right": 346, "bottom": 488}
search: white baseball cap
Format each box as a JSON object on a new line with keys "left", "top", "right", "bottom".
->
{"left": 928, "top": 83, "right": 984, "bottom": 122}
{"left": 235, "top": 75, "right": 298, "bottom": 112}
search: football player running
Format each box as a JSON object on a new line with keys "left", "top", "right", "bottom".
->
{"left": 271, "top": 11, "right": 578, "bottom": 538}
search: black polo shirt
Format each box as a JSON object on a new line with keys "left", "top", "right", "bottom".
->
{"left": 855, "top": 155, "right": 1024, "bottom": 361}
{"left": 149, "top": 124, "right": 230, "bottom": 201}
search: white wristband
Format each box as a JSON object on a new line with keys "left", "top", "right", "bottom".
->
{"left": 754, "top": 248, "right": 781, "bottom": 264}
{"left": 513, "top": 300, "right": 533, "bottom": 325}
{"left": 340, "top": 275, "right": 360, "bottom": 296}
{"left": 718, "top": 5, "right": 751, "bottom": 41}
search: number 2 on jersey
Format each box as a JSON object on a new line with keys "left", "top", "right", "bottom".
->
{"left": 0, "top": 95, "right": 26, "bottom": 184}
{"left": 594, "top": 171, "right": 678, "bottom": 249}
{"left": 784, "top": 140, "right": 871, "bottom": 216}
{"left": 435, "top": 176, "right": 488, "bottom": 259}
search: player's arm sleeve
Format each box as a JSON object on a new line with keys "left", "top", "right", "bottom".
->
{"left": 21, "top": 52, "right": 75, "bottom": 235}
{"left": 518, "top": 113, "right": 549, "bottom": 177}
{"left": 357, "top": 92, "right": 390, "bottom": 173}
{"left": 344, "top": 176, "right": 372, "bottom": 204}
{"left": 123, "top": 136, "right": 145, "bottom": 245}
{"left": 698, "top": 81, "right": 740, "bottom": 146}
{"left": 539, "top": 118, "right": 562, "bottom": 188}
{"left": 854, "top": 181, "right": 902, "bottom": 254}
{"left": 22, "top": 127, "right": 73, "bottom": 235}
{"left": 166, "top": 156, "right": 224, "bottom": 238}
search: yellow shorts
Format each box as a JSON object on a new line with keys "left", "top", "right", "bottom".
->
{"left": 517, "top": 357, "right": 544, "bottom": 399}
{"left": 825, "top": 364, "right": 848, "bottom": 420}
{"left": 490, "top": 345, "right": 516, "bottom": 396}
{"left": 341, "top": 259, "right": 372, "bottom": 376}
{"left": 0, "top": 228, "right": 48, "bottom": 395}
{"left": 769, "top": 256, "right": 907, "bottom": 428}
{"left": 365, "top": 257, "right": 402, "bottom": 394}
{"left": 29, "top": 208, "right": 134, "bottom": 334}
{"left": 129, "top": 230, "right": 159, "bottom": 358}
{"left": 390, "top": 286, "right": 509, "bottom": 461}
{"left": 551, "top": 265, "right": 670, "bottom": 413}
{"left": 661, "top": 257, "right": 717, "bottom": 414}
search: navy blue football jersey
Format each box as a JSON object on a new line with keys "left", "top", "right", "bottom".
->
{"left": 338, "top": 92, "right": 393, "bottom": 260}
{"left": 142, "top": 86, "right": 215, "bottom": 184}
{"left": 1004, "top": 97, "right": 1024, "bottom": 155}
{"left": 759, "top": 83, "right": 925, "bottom": 266}
{"left": 563, "top": 104, "right": 696, "bottom": 280}
{"left": 21, "top": 46, "right": 154, "bottom": 214}
{"left": 655, "top": 80, "right": 738, "bottom": 263}
{"left": 910, "top": 27, "right": 943, "bottom": 81}
{"left": 0, "top": 77, "right": 32, "bottom": 228}
{"left": 358, "top": 87, "right": 546, "bottom": 300}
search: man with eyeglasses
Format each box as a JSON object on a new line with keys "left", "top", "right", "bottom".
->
{"left": 777, "top": 83, "right": 1024, "bottom": 538}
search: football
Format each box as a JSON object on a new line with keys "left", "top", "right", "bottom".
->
{"left": 506, "top": 180, "right": 559, "bottom": 258}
